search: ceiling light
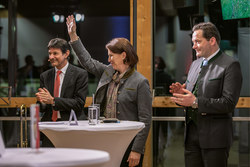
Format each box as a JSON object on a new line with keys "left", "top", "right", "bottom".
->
{"left": 52, "top": 13, "right": 65, "bottom": 23}
{"left": 75, "top": 13, "right": 84, "bottom": 22}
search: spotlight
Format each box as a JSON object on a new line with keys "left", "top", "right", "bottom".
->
{"left": 52, "top": 13, "right": 65, "bottom": 23}
{"left": 75, "top": 13, "right": 85, "bottom": 22}
{"left": 59, "top": 15, "right": 65, "bottom": 23}
{"left": 53, "top": 14, "right": 60, "bottom": 22}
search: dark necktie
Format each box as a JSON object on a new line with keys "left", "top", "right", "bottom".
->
{"left": 187, "top": 59, "right": 208, "bottom": 124}
{"left": 52, "top": 70, "right": 62, "bottom": 122}
{"left": 192, "top": 59, "right": 208, "bottom": 96}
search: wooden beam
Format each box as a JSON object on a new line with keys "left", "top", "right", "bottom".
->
{"left": 0, "top": 97, "right": 92, "bottom": 108}
{"left": 152, "top": 96, "right": 250, "bottom": 108}
{"left": 0, "top": 97, "right": 36, "bottom": 108}
{"left": 152, "top": 96, "right": 179, "bottom": 108}
{"left": 136, "top": 0, "right": 152, "bottom": 84}
{"left": 136, "top": 0, "right": 153, "bottom": 166}
{"left": 1, "top": 97, "right": 250, "bottom": 108}
{"left": 236, "top": 97, "right": 250, "bottom": 108}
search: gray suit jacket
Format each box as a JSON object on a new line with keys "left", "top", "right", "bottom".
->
{"left": 40, "top": 63, "right": 88, "bottom": 121}
{"left": 70, "top": 39, "right": 152, "bottom": 154}
{"left": 185, "top": 51, "right": 242, "bottom": 148}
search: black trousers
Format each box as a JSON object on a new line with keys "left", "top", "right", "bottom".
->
{"left": 120, "top": 139, "right": 144, "bottom": 167}
{"left": 185, "top": 122, "right": 229, "bottom": 167}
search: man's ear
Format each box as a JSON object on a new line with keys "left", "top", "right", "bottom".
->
{"left": 65, "top": 50, "right": 70, "bottom": 58}
{"left": 210, "top": 37, "right": 217, "bottom": 46}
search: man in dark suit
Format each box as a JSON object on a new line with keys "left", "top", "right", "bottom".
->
{"left": 170, "top": 22, "right": 242, "bottom": 167}
{"left": 36, "top": 38, "right": 88, "bottom": 147}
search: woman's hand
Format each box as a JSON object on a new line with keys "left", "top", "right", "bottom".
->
{"left": 127, "top": 151, "right": 141, "bottom": 167}
{"left": 66, "top": 15, "right": 78, "bottom": 42}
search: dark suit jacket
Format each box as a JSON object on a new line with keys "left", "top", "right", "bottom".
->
{"left": 39, "top": 63, "right": 88, "bottom": 121}
{"left": 185, "top": 51, "right": 242, "bottom": 149}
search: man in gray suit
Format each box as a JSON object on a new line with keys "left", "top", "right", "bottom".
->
{"left": 170, "top": 22, "right": 242, "bottom": 167}
{"left": 36, "top": 38, "right": 88, "bottom": 147}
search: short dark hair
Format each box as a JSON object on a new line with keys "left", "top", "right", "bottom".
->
{"left": 192, "top": 22, "right": 221, "bottom": 45}
{"left": 25, "top": 55, "right": 34, "bottom": 64}
{"left": 155, "top": 56, "right": 166, "bottom": 70}
{"left": 105, "top": 38, "right": 138, "bottom": 67}
{"left": 47, "top": 38, "right": 71, "bottom": 54}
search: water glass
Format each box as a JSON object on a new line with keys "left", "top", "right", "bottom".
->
{"left": 88, "top": 106, "right": 98, "bottom": 125}
{"left": 91, "top": 104, "right": 100, "bottom": 120}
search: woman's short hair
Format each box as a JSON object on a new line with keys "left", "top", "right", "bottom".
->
{"left": 105, "top": 38, "right": 138, "bottom": 67}
{"left": 192, "top": 22, "right": 221, "bottom": 45}
{"left": 48, "top": 38, "right": 71, "bottom": 54}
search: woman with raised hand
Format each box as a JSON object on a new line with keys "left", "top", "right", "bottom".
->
{"left": 66, "top": 15, "right": 152, "bottom": 167}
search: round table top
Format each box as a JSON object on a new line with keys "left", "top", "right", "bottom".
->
{"left": 0, "top": 148, "right": 110, "bottom": 167}
{"left": 39, "top": 120, "right": 145, "bottom": 132}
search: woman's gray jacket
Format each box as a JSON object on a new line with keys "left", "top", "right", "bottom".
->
{"left": 70, "top": 39, "right": 152, "bottom": 154}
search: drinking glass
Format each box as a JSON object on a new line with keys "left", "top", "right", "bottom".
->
{"left": 88, "top": 106, "right": 98, "bottom": 125}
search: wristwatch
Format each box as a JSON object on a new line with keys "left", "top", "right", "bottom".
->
{"left": 191, "top": 98, "right": 198, "bottom": 109}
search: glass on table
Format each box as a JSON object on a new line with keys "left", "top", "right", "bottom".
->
{"left": 91, "top": 104, "right": 100, "bottom": 120}
{"left": 88, "top": 104, "right": 100, "bottom": 125}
